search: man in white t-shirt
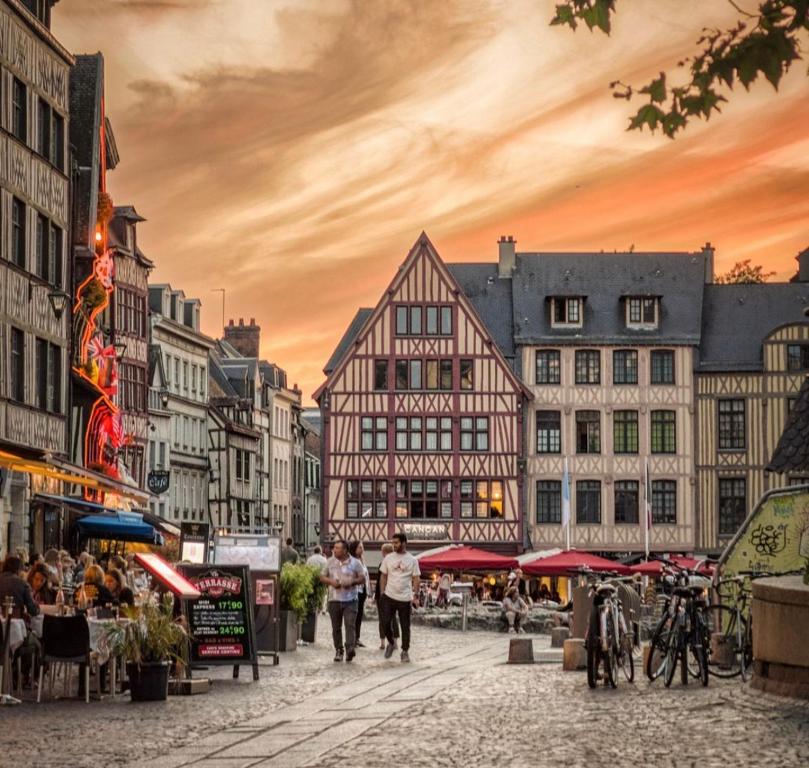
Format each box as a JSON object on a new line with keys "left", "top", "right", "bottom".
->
{"left": 379, "top": 532, "right": 420, "bottom": 663}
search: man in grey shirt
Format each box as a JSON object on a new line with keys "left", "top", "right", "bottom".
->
{"left": 319, "top": 539, "right": 365, "bottom": 663}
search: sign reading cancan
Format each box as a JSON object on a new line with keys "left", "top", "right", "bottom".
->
{"left": 176, "top": 563, "right": 259, "bottom": 681}
{"left": 401, "top": 522, "right": 451, "bottom": 541}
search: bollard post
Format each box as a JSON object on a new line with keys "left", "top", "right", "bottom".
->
{"left": 462, "top": 592, "right": 469, "bottom": 632}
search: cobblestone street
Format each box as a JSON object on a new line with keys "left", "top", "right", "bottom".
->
{"left": 2, "top": 622, "right": 808, "bottom": 768}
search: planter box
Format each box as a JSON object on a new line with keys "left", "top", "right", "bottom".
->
{"left": 301, "top": 611, "right": 317, "bottom": 644}
{"left": 127, "top": 661, "right": 170, "bottom": 702}
{"left": 266, "top": 610, "right": 300, "bottom": 652}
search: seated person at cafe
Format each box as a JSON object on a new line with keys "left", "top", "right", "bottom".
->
{"left": 104, "top": 568, "right": 135, "bottom": 607}
{"left": 27, "top": 562, "right": 56, "bottom": 605}
{"left": 77, "top": 563, "right": 116, "bottom": 606}
{"left": 500, "top": 587, "right": 528, "bottom": 633}
{"left": 0, "top": 555, "right": 41, "bottom": 618}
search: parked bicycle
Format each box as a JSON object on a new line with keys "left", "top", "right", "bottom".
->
{"left": 583, "top": 570, "right": 636, "bottom": 689}
{"left": 646, "top": 558, "right": 712, "bottom": 687}
{"left": 709, "top": 568, "right": 804, "bottom": 682}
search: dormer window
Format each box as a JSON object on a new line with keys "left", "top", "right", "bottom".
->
{"left": 626, "top": 297, "right": 659, "bottom": 329}
{"left": 551, "top": 297, "right": 583, "bottom": 328}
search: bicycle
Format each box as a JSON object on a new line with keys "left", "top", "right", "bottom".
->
{"left": 708, "top": 568, "right": 804, "bottom": 682}
{"left": 646, "top": 558, "right": 712, "bottom": 687}
{"left": 583, "top": 571, "right": 636, "bottom": 689}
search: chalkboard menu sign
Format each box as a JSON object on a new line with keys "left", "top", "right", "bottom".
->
{"left": 176, "top": 563, "right": 259, "bottom": 681}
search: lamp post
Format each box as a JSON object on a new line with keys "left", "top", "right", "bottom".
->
{"left": 47, "top": 289, "right": 71, "bottom": 320}
{"left": 159, "top": 387, "right": 169, "bottom": 408}
{"left": 113, "top": 341, "right": 127, "bottom": 361}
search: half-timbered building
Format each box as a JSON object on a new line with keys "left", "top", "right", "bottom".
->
{"left": 512, "top": 242, "right": 711, "bottom": 554}
{"left": 316, "top": 233, "right": 531, "bottom": 556}
{"left": 0, "top": 0, "right": 73, "bottom": 556}
{"left": 695, "top": 250, "right": 809, "bottom": 551}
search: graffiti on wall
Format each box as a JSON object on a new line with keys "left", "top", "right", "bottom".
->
{"left": 722, "top": 488, "right": 809, "bottom": 576}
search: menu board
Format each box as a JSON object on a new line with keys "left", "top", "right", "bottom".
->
{"left": 177, "top": 564, "right": 259, "bottom": 680}
{"left": 180, "top": 522, "right": 210, "bottom": 564}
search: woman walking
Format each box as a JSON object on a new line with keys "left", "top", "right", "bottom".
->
{"left": 349, "top": 541, "right": 370, "bottom": 647}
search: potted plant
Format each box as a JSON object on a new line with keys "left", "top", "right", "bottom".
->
{"left": 278, "top": 563, "right": 318, "bottom": 651}
{"left": 105, "top": 593, "right": 188, "bottom": 701}
{"left": 301, "top": 565, "right": 327, "bottom": 644}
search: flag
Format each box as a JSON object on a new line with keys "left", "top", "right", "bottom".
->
{"left": 562, "top": 456, "right": 571, "bottom": 550}
{"left": 644, "top": 457, "right": 652, "bottom": 558}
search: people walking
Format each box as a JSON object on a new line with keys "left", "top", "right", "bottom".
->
{"left": 280, "top": 537, "right": 299, "bottom": 566}
{"left": 306, "top": 545, "right": 329, "bottom": 614}
{"left": 348, "top": 541, "right": 370, "bottom": 647}
{"left": 319, "top": 539, "right": 365, "bottom": 663}
{"left": 379, "top": 532, "right": 420, "bottom": 663}
{"left": 375, "top": 543, "right": 399, "bottom": 650}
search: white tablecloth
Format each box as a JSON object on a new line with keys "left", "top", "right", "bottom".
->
{"left": 1, "top": 618, "right": 28, "bottom": 653}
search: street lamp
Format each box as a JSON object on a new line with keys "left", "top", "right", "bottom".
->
{"left": 113, "top": 341, "right": 127, "bottom": 361}
{"left": 272, "top": 520, "right": 284, "bottom": 535}
{"left": 159, "top": 387, "right": 169, "bottom": 408}
{"left": 47, "top": 289, "right": 71, "bottom": 320}
{"left": 314, "top": 523, "right": 321, "bottom": 536}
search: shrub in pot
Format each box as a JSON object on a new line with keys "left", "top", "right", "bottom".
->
{"left": 302, "top": 567, "right": 327, "bottom": 643}
{"left": 105, "top": 592, "right": 188, "bottom": 701}
{"left": 279, "top": 563, "right": 320, "bottom": 650}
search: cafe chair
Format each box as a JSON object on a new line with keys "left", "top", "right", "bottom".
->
{"left": 37, "top": 615, "right": 92, "bottom": 704}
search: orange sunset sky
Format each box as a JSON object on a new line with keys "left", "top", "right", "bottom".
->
{"left": 54, "top": 0, "right": 809, "bottom": 404}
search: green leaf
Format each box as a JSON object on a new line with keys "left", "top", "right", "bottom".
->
{"left": 738, "top": 53, "right": 759, "bottom": 88}
{"left": 662, "top": 110, "right": 687, "bottom": 138}
{"left": 628, "top": 103, "right": 665, "bottom": 132}
{"left": 551, "top": 4, "right": 576, "bottom": 29}
{"left": 641, "top": 73, "right": 667, "bottom": 104}
{"left": 593, "top": 0, "right": 612, "bottom": 34}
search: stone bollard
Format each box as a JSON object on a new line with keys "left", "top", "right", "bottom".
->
{"left": 562, "top": 638, "right": 587, "bottom": 671}
{"left": 508, "top": 638, "right": 535, "bottom": 664}
{"left": 551, "top": 626, "right": 570, "bottom": 648}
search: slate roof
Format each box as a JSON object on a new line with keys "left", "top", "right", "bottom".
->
{"left": 69, "top": 54, "right": 104, "bottom": 250}
{"left": 511, "top": 251, "right": 708, "bottom": 345}
{"left": 698, "top": 284, "right": 809, "bottom": 371}
{"left": 324, "top": 308, "right": 373, "bottom": 374}
{"left": 768, "top": 376, "right": 809, "bottom": 473}
{"left": 208, "top": 352, "right": 239, "bottom": 399}
{"left": 446, "top": 263, "right": 515, "bottom": 358}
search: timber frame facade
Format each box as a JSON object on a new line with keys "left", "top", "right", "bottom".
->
{"left": 316, "top": 234, "right": 531, "bottom": 553}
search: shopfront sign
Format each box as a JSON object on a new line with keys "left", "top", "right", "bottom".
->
{"left": 177, "top": 563, "right": 259, "bottom": 681}
{"left": 180, "top": 522, "right": 209, "bottom": 564}
{"left": 147, "top": 470, "right": 170, "bottom": 495}
{"left": 401, "top": 522, "right": 451, "bottom": 541}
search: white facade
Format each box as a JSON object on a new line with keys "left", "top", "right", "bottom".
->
{"left": 149, "top": 285, "right": 214, "bottom": 525}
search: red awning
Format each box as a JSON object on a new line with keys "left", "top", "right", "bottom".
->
{"left": 522, "top": 550, "right": 631, "bottom": 576}
{"left": 416, "top": 545, "right": 519, "bottom": 572}
{"left": 135, "top": 552, "right": 201, "bottom": 598}
{"left": 630, "top": 556, "right": 713, "bottom": 576}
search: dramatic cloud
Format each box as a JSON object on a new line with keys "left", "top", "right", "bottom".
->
{"left": 54, "top": 0, "right": 809, "bottom": 402}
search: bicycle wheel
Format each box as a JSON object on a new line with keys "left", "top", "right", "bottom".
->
{"left": 680, "top": 643, "right": 689, "bottom": 685}
{"left": 705, "top": 604, "right": 746, "bottom": 678}
{"left": 646, "top": 612, "right": 672, "bottom": 682}
{"left": 663, "top": 619, "right": 680, "bottom": 688}
{"left": 691, "top": 644, "right": 709, "bottom": 686}
{"left": 618, "top": 632, "right": 635, "bottom": 683}
{"left": 604, "top": 612, "right": 617, "bottom": 688}
{"left": 740, "top": 619, "right": 753, "bottom": 682}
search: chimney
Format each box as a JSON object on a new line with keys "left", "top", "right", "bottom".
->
{"left": 224, "top": 317, "right": 261, "bottom": 358}
{"left": 702, "top": 241, "right": 715, "bottom": 284}
{"left": 498, "top": 235, "right": 516, "bottom": 278}
{"left": 797, "top": 247, "right": 809, "bottom": 282}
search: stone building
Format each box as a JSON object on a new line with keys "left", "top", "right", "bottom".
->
{"left": 149, "top": 284, "right": 214, "bottom": 525}
{"left": 302, "top": 415, "right": 322, "bottom": 552}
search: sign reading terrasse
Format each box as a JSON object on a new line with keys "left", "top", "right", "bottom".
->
{"left": 177, "top": 564, "right": 258, "bottom": 677}
{"left": 401, "top": 522, "right": 451, "bottom": 541}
